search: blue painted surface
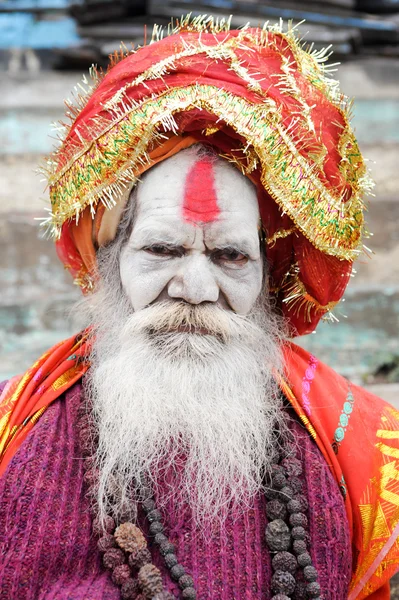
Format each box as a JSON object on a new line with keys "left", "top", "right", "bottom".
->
{"left": 0, "top": 109, "right": 62, "bottom": 154}
{"left": 0, "top": 13, "right": 80, "bottom": 49}
{"left": 0, "top": 0, "right": 69, "bottom": 9}
{"left": 353, "top": 100, "right": 399, "bottom": 144}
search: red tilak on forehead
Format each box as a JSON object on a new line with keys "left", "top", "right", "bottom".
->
{"left": 182, "top": 158, "right": 220, "bottom": 223}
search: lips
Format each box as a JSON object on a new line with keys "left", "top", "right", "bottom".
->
{"left": 148, "top": 324, "right": 213, "bottom": 336}
{"left": 172, "top": 325, "right": 213, "bottom": 335}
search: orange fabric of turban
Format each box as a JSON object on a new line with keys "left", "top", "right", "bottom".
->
{"left": 47, "top": 18, "right": 372, "bottom": 336}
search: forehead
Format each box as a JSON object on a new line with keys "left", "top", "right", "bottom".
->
{"left": 134, "top": 147, "right": 260, "bottom": 230}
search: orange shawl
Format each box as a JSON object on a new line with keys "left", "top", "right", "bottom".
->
{"left": 0, "top": 333, "right": 398, "bottom": 598}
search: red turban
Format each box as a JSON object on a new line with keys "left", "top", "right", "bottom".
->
{"left": 45, "top": 17, "right": 372, "bottom": 336}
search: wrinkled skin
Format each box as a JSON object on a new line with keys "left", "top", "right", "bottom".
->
{"left": 120, "top": 148, "right": 263, "bottom": 315}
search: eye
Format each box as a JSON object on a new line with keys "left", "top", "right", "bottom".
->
{"left": 212, "top": 248, "right": 248, "bottom": 265}
{"left": 144, "top": 245, "right": 184, "bottom": 257}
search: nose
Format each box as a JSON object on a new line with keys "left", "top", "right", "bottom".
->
{"left": 167, "top": 255, "right": 219, "bottom": 305}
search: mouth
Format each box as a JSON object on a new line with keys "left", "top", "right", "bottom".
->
{"left": 147, "top": 325, "right": 215, "bottom": 337}
{"left": 167, "top": 325, "right": 213, "bottom": 335}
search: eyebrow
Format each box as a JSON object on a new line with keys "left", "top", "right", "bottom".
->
{"left": 132, "top": 229, "right": 185, "bottom": 247}
{"left": 208, "top": 238, "right": 259, "bottom": 257}
{"left": 132, "top": 228, "right": 260, "bottom": 257}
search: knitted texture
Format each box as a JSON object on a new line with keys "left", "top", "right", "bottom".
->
{"left": 0, "top": 382, "right": 351, "bottom": 599}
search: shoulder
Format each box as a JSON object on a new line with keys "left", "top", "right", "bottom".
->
{"left": 0, "top": 380, "right": 84, "bottom": 480}
{"left": 284, "top": 343, "right": 399, "bottom": 594}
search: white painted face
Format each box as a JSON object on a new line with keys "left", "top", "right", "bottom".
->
{"left": 119, "top": 147, "right": 263, "bottom": 315}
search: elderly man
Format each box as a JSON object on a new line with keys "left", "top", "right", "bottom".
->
{"left": 0, "top": 17, "right": 398, "bottom": 600}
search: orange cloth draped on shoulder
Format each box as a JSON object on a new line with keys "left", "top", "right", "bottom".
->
{"left": 0, "top": 331, "right": 92, "bottom": 476}
{"left": 1, "top": 335, "right": 399, "bottom": 599}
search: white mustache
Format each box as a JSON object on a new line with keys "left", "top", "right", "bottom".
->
{"left": 120, "top": 301, "right": 260, "bottom": 343}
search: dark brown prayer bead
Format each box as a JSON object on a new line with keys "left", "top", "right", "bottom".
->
{"left": 164, "top": 553, "right": 178, "bottom": 569}
{"left": 138, "top": 564, "right": 163, "bottom": 597}
{"left": 170, "top": 564, "right": 186, "bottom": 581}
{"left": 149, "top": 521, "right": 164, "bottom": 536}
{"left": 120, "top": 578, "right": 140, "bottom": 599}
{"left": 266, "top": 499, "right": 287, "bottom": 521}
{"left": 272, "top": 473, "right": 287, "bottom": 489}
{"left": 303, "top": 565, "right": 318, "bottom": 582}
{"left": 154, "top": 533, "right": 168, "bottom": 545}
{"left": 128, "top": 548, "right": 152, "bottom": 570}
{"left": 97, "top": 533, "right": 116, "bottom": 552}
{"left": 182, "top": 588, "right": 197, "bottom": 599}
{"left": 272, "top": 551, "right": 297, "bottom": 575}
{"left": 112, "top": 564, "right": 131, "bottom": 586}
{"left": 93, "top": 515, "right": 115, "bottom": 536}
{"left": 103, "top": 548, "right": 125, "bottom": 570}
{"left": 159, "top": 540, "right": 175, "bottom": 556}
{"left": 292, "top": 526, "right": 306, "bottom": 540}
{"left": 287, "top": 499, "right": 302, "bottom": 514}
{"left": 289, "top": 513, "right": 308, "bottom": 528}
{"left": 281, "top": 457, "right": 303, "bottom": 477}
{"left": 179, "top": 574, "right": 194, "bottom": 589}
{"left": 115, "top": 522, "right": 146, "bottom": 553}
{"left": 297, "top": 552, "right": 312, "bottom": 568}
{"left": 271, "top": 570, "right": 296, "bottom": 595}
{"left": 277, "top": 486, "right": 294, "bottom": 502}
{"left": 292, "top": 540, "right": 307, "bottom": 555}
{"left": 146, "top": 509, "right": 163, "bottom": 523}
{"left": 265, "top": 487, "right": 279, "bottom": 500}
{"left": 142, "top": 498, "right": 156, "bottom": 513}
{"left": 293, "top": 581, "right": 307, "bottom": 599}
{"left": 121, "top": 578, "right": 140, "bottom": 599}
{"left": 306, "top": 581, "right": 321, "bottom": 598}
{"left": 281, "top": 456, "right": 303, "bottom": 477}
{"left": 290, "top": 476, "right": 303, "bottom": 494}
{"left": 265, "top": 519, "right": 291, "bottom": 552}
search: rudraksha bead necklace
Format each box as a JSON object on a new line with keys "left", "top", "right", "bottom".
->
{"left": 265, "top": 451, "right": 322, "bottom": 600}
{"left": 78, "top": 403, "right": 322, "bottom": 599}
{"left": 78, "top": 404, "right": 196, "bottom": 599}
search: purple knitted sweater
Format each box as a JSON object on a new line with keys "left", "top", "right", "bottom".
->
{"left": 0, "top": 382, "right": 352, "bottom": 599}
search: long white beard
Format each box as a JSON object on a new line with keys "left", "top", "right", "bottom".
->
{"left": 84, "top": 282, "right": 287, "bottom": 528}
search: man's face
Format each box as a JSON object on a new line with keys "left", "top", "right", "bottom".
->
{"left": 91, "top": 148, "right": 285, "bottom": 524}
{"left": 119, "top": 148, "right": 263, "bottom": 315}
